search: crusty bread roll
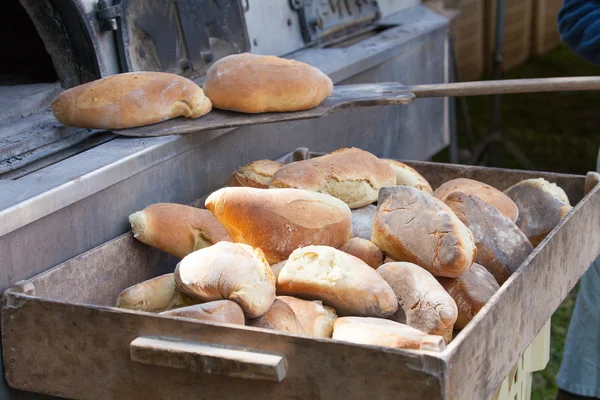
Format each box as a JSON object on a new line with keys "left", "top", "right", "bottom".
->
{"left": 51, "top": 72, "right": 211, "bottom": 129}
{"left": 338, "top": 237, "right": 384, "bottom": 269}
{"left": 277, "top": 245, "right": 398, "bottom": 317}
{"left": 129, "top": 203, "right": 232, "bottom": 259}
{"left": 226, "top": 160, "right": 284, "bottom": 188}
{"left": 377, "top": 262, "right": 458, "bottom": 343}
{"left": 205, "top": 187, "right": 352, "bottom": 263}
{"left": 203, "top": 53, "right": 333, "bottom": 113}
{"left": 444, "top": 192, "right": 534, "bottom": 284}
{"left": 270, "top": 148, "right": 396, "bottom": 209}
{"left": 433, "top": 178, "right": 519, "bottom": 223}
{"left": 381, "top": 159, "right": 433, "bottom": 194}
{"left": 372, "top": 186, "right": 476, "bottom": 278}
{"left": 351, "top": 205, "right": 377, "bottom": 240}
{"left": 437, "top": 263, "right": 500, "bottom": 330}
{"left": 585, "top": 171, "right": 600, "bottom": 196}
{"left": 116, "top": 273, "right": 197, "bottom": 312}
{"left": 384, "top": 256, "right": 396, "bottom": 264}
{"left": 504, "top": 178, "right": 573, "bottom": 246}
{"left": 270, "top": 260, "right": 286, "bottom": 281}
{"left": 247, "top": 296, "right": 338, "bottom": 338}
{"left": 160, "top": 300, "right": 245, "bottom": 325}
{"left": 174, "top": 242, "right": 275, "bottom": 318}
{"left": 332, "top": 317, "right": 446, "bottom": 351}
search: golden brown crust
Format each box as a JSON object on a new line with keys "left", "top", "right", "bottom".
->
{"left": 205, "top": 187, "right": 352, "bottom": 263}
{"left": 270, "top": 148, "right": 396, "bottom": 209}
{"left": 338, "top": 237, "right": 384, "bottom": 269}
{"left": 51, "top": 72, "right": 211, "bottom": 129}
{"left": 227, "top": 160, "right": 284, "bottom": 188}
{"left": 381, "top": 159, "right": 433, "bottom": 194}
{"left": 203, "top": 53, "right": 333, "bottom": 113}
{"left": 433, "top": 178, "right": 519, "bottom": 223}
{"left": 116, "top": 274, "right": 198, "bottom": 312}
{"left": 129, "top": 203, "right": 232, "bottom": 259}
{"left": 160, "top": 300, "right": 245, "bottom": 325}
{"left": 372, "top": 186, "right": 476, "bottom": 278}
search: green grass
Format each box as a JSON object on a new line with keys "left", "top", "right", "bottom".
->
{"left": 433, "top": 44, "right": 599, "bottom": 400}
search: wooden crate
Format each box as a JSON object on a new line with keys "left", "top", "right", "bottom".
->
{"left": 486, "top": 0, "right": 534, "bottom": 72}
{"left": 2, "top": 153, "right": 599, "bottom": 400}
{"left": 532, "top": 0, "right": 563, "bottom": 56}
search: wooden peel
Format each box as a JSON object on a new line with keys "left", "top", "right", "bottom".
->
{"left": 114, "top": 77, "right": 600, "bottom": 137}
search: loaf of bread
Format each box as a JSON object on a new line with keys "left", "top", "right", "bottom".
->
{"left": 270, "top": 260, "right": 286, "bottom": 281}
{"left": 585, "top": 171, "right": 600, "bottom": 196}
{"left": 270, "top": 148, "right": 396, "bottom": 209}
{"left": 203, "top": 53, "right": 333, "bottom": 113}
{"left": 226, "top": 160, "right": 284, "bottom": 188}
{"left": 174, "top": 242, "right": 275, "bottom": 318}
{"left": 338, "top": 237, "right": 384, "bottom": 269}
{"left": 377, "top": 262, "right": 458, "bottom": 343}
{"left": 437, "top": 263, "right": 500, "bottom": 330}
{"left": 277, "top": 246, "right": 398, "bottom": 317}
{"left": 351, "top": 205, "right": 377, "bottom": 240}
{"left": 433, "top": 178, "right": 519, "bottom": 222}
{"left": 160, "top": 300, "right": 245, "bottom": 325}
{"left": 129, "top": 203, "right": 232, "bottom": 259}
{"left": 381, "top": 159, "right": 433, "bottom": 194}
{"left": 51, "top": 72, "right": 211, "bottom": 129}
{"left": 504, "top": 178, "right": 573, "bottom": 246}
{"left": 445, "top": 192, "right": 534, "bottom": 284}
{"left": 372, "top": 186, "right": 476, "bottom": 278}
{"left": 247, "top": 296, "right": 338, "bottom": 338}
{"left": 205, "top": 187, "right": 352, "bottom": 263}
{"left": 116, "top": 273, "right": 197, "bottom": 312}
{"left": 332, "top": 317, "right": 446, "bottom": 351}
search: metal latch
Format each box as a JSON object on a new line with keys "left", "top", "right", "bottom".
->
{"left": 96, "top": 0, "right": 122, "bottom": 33}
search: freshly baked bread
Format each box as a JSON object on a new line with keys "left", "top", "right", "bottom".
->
{"left": 372, "top": 186, "right": 476, "bottom": 278}
{"left": 504, "top": 178, "right": 573, "bottom": 246}
{"left": 445, "top": 192, "right": 534, "bottom": 284}
{"left": 51, "top": 72, "right": 211, "bottom": 129}
{"left": 270, "top": 260, "right": 286, "bottom": 281}
{"left": 381, "top": 159, "right": 433, "bottom": 194}
{"left": 332, "top": 317, "right": 446, "bottom": 351}
{"left": 437, "top": 263, "right": 500, "bottom": 330}
{"left": 205, "top": 187, "right": 352, "bottom": 263}
{"left": 226, "top": 160, "right": 284, "bottom": 188}
{"left": 174, "top": 242, "right": 275, "bottom": 318}
{"left": 247, "top": 296, "right": 338, "bottom": 338}
{"left": 433, "top": 178, "right": 519, "bottom": 223}
{"left": 384, "top": 256, "right": 396, "bottom": 264}
{"left": 351, "top": 205, "right": 377, "bottom": 240}
{"left": 270, "top": 148, "right": 396, "bottom": 209}
{"left": 203, "top": 53, "right": 333, "bottom": 113}
{"left": 277, "top": 245, "right": 398, "bottom": 317}
{"left": 160, "top": 300, "right": 245, "bottom": 325}
{"left": 129, "top": 203, "right": 232, "bottom": 259}
{"left": 116, "top": 273, "right": 197, "bottom": 312}
{"left": 377, "top": 262, "right": 458, "bottom": 343}
{"left": 585, "top": 171, "right": 600, "bottom": 196}
{"left": 338, "top": 237, "right": 384, "bottom": 269}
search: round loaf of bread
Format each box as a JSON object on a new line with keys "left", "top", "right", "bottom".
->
{"left": 338, "top": 237, "right": 384, "bottom": 269}
{"left": 203, "top": 53, "right": 333, "bottom": 113}
{"left": 226, "top": 160, "right": 284, "bottom": 188}
{"left": 381, "top": 159, "right": 433, "bottom": 194}
{"left": 51, "top": 72, "right": 212, "bottom": 129}
{"left": 116, "top": 273, "right": 198, "bottom": 312}
{"left": 160, "top": 300, "right": 245, "bottom": 325}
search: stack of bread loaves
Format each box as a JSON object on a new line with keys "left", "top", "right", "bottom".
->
{"left": 117, "top": 147, "right": 572, "bottom": 351}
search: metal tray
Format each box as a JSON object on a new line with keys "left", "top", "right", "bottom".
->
{"left": 2, "top": 150, "right": 599, "bottom": 400}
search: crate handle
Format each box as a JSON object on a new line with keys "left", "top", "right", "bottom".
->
{"left": 130, "top": 336, "right": 287, "bottom": 382}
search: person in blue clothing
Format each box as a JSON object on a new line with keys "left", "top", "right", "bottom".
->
{"left": 555, "top": 2, "right": 600, "bottom": 399}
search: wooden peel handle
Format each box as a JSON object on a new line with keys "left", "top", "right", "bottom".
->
{"left": 130, "top": 336, "right": 287, "bottom": 382}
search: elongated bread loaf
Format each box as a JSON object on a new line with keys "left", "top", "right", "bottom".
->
{"left": 270, "top": 148, "right": 396, "bottom": 209}
{"left": 504, "top": 178, "right": 573, "bottom": 246}
{"left": 338, "top": 237, "right": 384, "bottom": 269}
{"left": 437, "top": 263, "right": 499, "bottom": 330}
{"left": 444, "top": 192, "right": 533, "bottom": 284}
{"left": 203, "top": 53, "right": 333, "bottom": 113}
{"left": 129, "top": 203, "right": 232, "bottom": 259}
{"left": 174, "top": 242, "right": 276, "bottom": 318}
{"left": 116, "top": 273, "right": 198, "bottom": 312}
{"left": 433, "top": 178, "right": 519, "bottom": 222}
{"left": 332, "top": 317, "right": 446, "bottom": 351}
{"left": 51, "top": 72, "right": 211, "bottom": 129}
{"left": 381, "top": 159, "right": 433, "bottom": 194}
{"left": 351, "top": 205, "right": 377, "bottom": 240}
{"left": 247, "top": 296, "right": 338, "bottom": 338}
{"left": 372, "top": 186, "right": 476, "bottom": 278}
{"left": 277, "top": 245, "right": 398, "bottom": 317}
{"left": 160, "top": 300, "right": 245, "bottom": 325}
{"left": 377, "top": 262, "right": 458, "bottom": 343}
{"left": 205, "top": 187, "right": 352, "bottom": 263}
{"left": 226, "top": 160, "right": 284, "bottom": 188}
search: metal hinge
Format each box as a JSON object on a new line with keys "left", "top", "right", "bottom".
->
{"left": 96, "top": 0, "right": 122, "bottom": 32}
